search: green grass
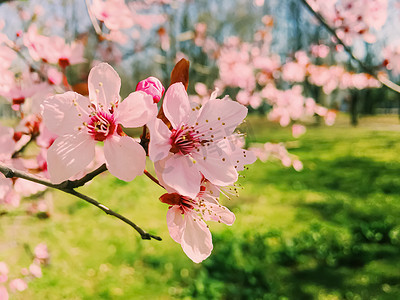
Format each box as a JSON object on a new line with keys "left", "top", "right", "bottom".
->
{"left": 1, "top": 114, "right": 400, "bottom": 299}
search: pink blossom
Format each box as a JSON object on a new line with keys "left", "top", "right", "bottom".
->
{"left": 250, "top": 142, "right": 302, "bottom": 171}
{"left": 309, "top": 0, "right": 388, "bottom": 45}
{"left": 136, "top": 77, "right": 165, "bottom": 103}
{"left": 292, "top": 124, "right": 306, "bottom": 138}
{"left": 29, "top": 263, "right": 42, "bottom": 278}
{"left": 0, "top": 286, "right": 8, "bottom": 300}
{"left": 0, "top": 262, "right": 8, "bottom": 283}
{"left": 160, "top": 183, "right": 235, "bottom": 263}
{"left": 0, "top": 125, "right": 15, "bottom": 161}
{"left": 292, "top": 159, "right": 304, "bottom": 171}
{"left": 324, "top": 110, "right": 336, "bottom": 126}
{"left": 91, "top": 0, "right": 134, "bottom": 31}
{"left": 23, "top": 25, "right": 85, "bottom": 67}
{"left": 281, "top": 61, "right": 306, "bottom": 82}
{"left": 13, "top": 177, "right": 46, "bottom": 197}
{"left": 311, "top": 44, "right": 330, "bottom": 58}
{"left": 34, "top": 243, "right": 50, "bottom": 263}
{"left": 9, "top": 279, "right": 27, "bottom": 292}
{"left": 104, "top": 30, "right": 129, "bottom": 45}
{"left": 42, "top": 63, "right": 157, "bottom": 183}
{"left": 383, "top": 43, "right": 400, "bottom": 75}
{"left": 0, "top": 46, "right": 16, "bottom": 70}
{"left": 47, "top": 67, "right": 62, "bottom": 86}
{"left": 236, "top": 90, "right": 262, "bottom": 109}
{"left": 148, "top": 83, "right": 248, "bottom": 198}
{"left": 47, "top": 37, "right": 85, "bottom": 68}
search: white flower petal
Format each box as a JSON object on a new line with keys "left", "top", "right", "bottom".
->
{"left": 104, "top": 135, "right": 146, "bottom": 181}
{"left": 47, "top": 132, "right": 96, "bottom": 184}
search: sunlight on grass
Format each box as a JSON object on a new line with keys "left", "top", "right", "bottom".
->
{"left": 2, "top": 114, "right": 400, "bottom": 299}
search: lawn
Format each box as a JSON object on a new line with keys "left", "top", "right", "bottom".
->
{"left": 1, "top": 114, "right": 400, "bottom": 299}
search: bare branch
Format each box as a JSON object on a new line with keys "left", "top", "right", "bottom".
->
{"left": 0, "top": 163, "right": 162, "bottom": 241}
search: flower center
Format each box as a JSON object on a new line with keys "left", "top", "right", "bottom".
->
{"left": 58, "top": 58, "right": 70, "bottom": 69}
{"left": 12, "top": 97, "right": 25, "bottom": 105}
{"left": 159, "top": 193, "right": 195, "bottom": 211}
{"left": 87, "top": 111, "right": 116, "bottom": 141}
{"left": 170, "top": 125, "right": 201, "bottom": 155}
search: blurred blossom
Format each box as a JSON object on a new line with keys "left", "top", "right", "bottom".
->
{"left": 292, "top": 159, "right": 304, "bottom": 171}
{"left": 0, "top": 262, "right": 8, "bottom": 283}
{"left": 292, "top": 124, "right": 306, "bottom": 138}
{"left": 253, "top": 0, "right": 264, "bottom": 6}
{"left": 310, "top": 44, "right": 330, "bottom": 58}
{"left": 29, "top": 264, "right": 42, "bottom": 278}
{"left": 0, "top": 286, "right": 8, "bottom": 300}
{"left": 9, "top": 279, "right": 27, "bottom": 292}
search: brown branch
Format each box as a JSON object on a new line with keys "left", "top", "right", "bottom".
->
{"left": 12, "top": 133, "right": 38, "bottom": 158}
{"left": 0, "top": 163, "right": 162, "bottom": 241}
{"left": 144, "top": 169, "right": 163, "bottom": 188}
{"left": 299, "top": 0, "right": 400, "bottom": 94}
{"left": 55, "top": 163, "right": 108, "bottom": 189}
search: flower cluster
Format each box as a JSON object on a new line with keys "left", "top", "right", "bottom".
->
{"left": 0, "top": 243, "right": 49, "bottom": 299}
{"left": 39, "top": 62, "right": 255, "bottom": 263}
{"left": 307, "top": 0, "right": 388, "bottom": 44}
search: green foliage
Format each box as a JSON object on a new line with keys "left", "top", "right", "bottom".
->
{"left": 2, "top": 114, "right": 400, "bottom": 299}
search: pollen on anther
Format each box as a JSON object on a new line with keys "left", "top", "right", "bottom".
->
{"left": 99, "top": 82, "right": 103, "bottom": 86}
{"left": 218, "top": 117, "right": 221, "bottom": 120}
{"left": 222, "top": 122, "right": 225, "bottom": 125}
{"left": 95, "top": 89, "right": 100, "bottom": 93}
{"left": 222, "top": 158, "right": 225, "bottom": 161}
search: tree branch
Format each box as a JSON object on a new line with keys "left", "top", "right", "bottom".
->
{"left": 55, "top": 163, "right": 108, "bottom": 189}
{"left": 12, "top": 133, "right": 38, "bottom": 158}
{"left": 0, "top": 163, "right": 162, "bottom": 241}
{"left": 144, "top": 169, "right": 163, "bottom": 188}
{"left": 299, "top": 0, "right": 400, "bottom": 94}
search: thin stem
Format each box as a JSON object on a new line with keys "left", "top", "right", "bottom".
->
{"left": 12, "top": 133, "right": 37, "bottom": 158}
{"left": 299, "top": 0, "right": 400, "bottom": 94}
{"left": 85, "top": 0, "right": 103, "bottom": 36}
{"left": 144, "top": 169, "right": 164, "bottom": 189}
{"left": 67, "top": 189, "right": 161, "bottom": 241}
{"left": 0, "top": 163, "right": 161, "bottom": 241}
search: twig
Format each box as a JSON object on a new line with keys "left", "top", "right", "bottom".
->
{"left": 6, "top": 44, "right": 47, "bottom": 81}
{"left": 144, "top": 169, "right": 163, "bottom": 188}
{"left": 84, "top": 0, "right": 103, "bottom": 36}
{"left": 299, "top": 0, "right": 400, "bottom": 94}
{"left": 55, "top": 163, "right": 108, "bottom": 189}
{"left": 0, "top": 163, "right": 161, "bottom": 241}
{"left": 67, "top": 189, "right": 161, "bottom": 240}
{"left": 12, "top": 133, "right": 38, "bottom": 158}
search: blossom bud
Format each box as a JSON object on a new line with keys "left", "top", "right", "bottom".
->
{"left": 135, "top": 76, "right": 165, "bottom": 103}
